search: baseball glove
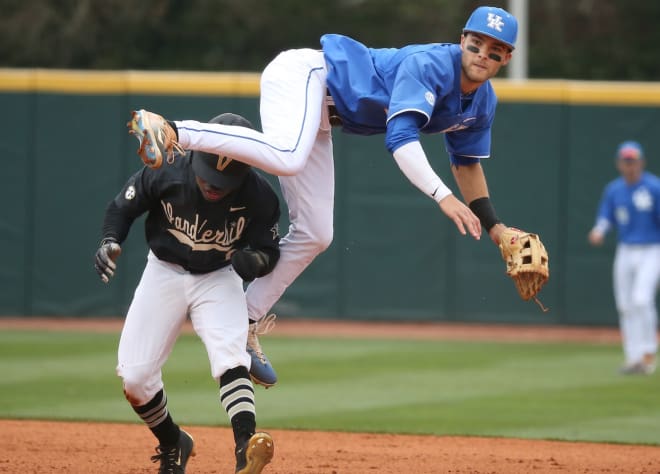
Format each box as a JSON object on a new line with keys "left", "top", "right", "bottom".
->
{"left": 498, "top": 227, "right": 550, "bottom": 311}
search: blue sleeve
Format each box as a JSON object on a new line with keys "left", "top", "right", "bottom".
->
{"left": 387, "top": 54, "right": 439, "bottom": 124}
{"left": 385, "top": 112, "right": 426, "bottom": 153}
{"left": 596, "top": 185, "right": 615, "bottom": 224}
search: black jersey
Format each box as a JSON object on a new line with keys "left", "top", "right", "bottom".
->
{"left": 101, "top": 153, "right": 280, "bottom": 274}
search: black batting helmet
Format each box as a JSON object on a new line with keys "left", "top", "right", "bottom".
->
{"left": 191, "top": 113, "right": 254, "bottom": 189}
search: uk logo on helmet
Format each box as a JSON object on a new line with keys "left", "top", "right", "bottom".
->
{"left": 486, "top": 13, "right": 504, "bottom": 32}
{"left": 463, "top": 6, "right": 517, "bottom": 50}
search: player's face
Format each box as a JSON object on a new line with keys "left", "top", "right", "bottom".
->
{"left": 617, "top": 158, "right": 644, "bottom": 184}
{"left": 460, "top": 33, "right": 512, "bottom": 89}
{"left": 195, "top": 176, "right": 233, "bottom": 202}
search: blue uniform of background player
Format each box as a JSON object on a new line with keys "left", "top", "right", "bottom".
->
{"left": 129, "top": 6, "right": 525, "bottom": 386}
{"left": 589, "top": 141, "right": 660, "bottom": 375}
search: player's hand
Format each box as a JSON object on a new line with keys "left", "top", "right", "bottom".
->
{"left": 488, "top": 222, "right": 508, "bottom": 245}
{"left": 94, "top": 238, "right": 122, "bottom": 283}
{"left": 438, "top": 194, "right": 481, "bottom": 240}
{"left": 588, "top": 229, "right": 604, "bottom": 246}
{"left": 231, "top": 249, "right": 268, "bottom": 282}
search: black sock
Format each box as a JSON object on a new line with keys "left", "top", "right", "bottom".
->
{"left": 131, "top": 389, "right": 180, "bottom": 446}
{"left": 220, "top": 366, "right": 256, "bottom": 445}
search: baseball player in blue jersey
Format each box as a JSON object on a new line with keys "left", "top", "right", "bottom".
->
{"left": 588, "top": 141, "right": 660, "bottom": 375}
{"left": 95, "top": 113, "right": 278, "bottom": 473}
{"left": 128, "top": 6, "right": 522, "bottom": 382}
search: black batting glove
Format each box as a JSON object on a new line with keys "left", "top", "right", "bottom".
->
{"left": 94, "top": 238, "right": 122, "bottom": 284}
{"left": 231, "top": 249, "right": 269, "bottom": 282}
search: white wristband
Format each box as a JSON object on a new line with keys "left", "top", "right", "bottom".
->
{"left": 393, "top": 141, "right": 452, "bottom": 203}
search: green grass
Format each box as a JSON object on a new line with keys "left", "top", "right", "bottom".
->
{"left": 1, "top": 329, "right": 659, "bottom": 445}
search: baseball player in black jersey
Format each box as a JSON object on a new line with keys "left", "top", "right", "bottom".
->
{"left": 94, "top": 113, "right": 278, "bottom": 473}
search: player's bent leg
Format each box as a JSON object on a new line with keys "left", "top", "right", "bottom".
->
{"left": 245, "top": 109, "right": 334, "bottom": 389}
{"left": 171, "top": 51, "right": 327, "bottom": 178}
{"left": 245, "top": 140, "right": 335, "bottom": 323}
{"left": 117, "top": 353, "right": 168, "bottom": 406}
{"left": 244, "top": 226, "right": 332, "bottom": 388}
{"left": 245, "top": 216, "right": 333, "bottom": 388}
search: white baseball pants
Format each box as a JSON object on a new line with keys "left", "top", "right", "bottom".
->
{"left": 613, "top": 243, "right": 660, "bottom": 365}
{"left": 117, "top": 251, "right": 251, "bottom": 405}
{"left": 175, "top": 49, "right": 334, "bottom": 321}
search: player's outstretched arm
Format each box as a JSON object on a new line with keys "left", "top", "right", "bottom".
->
{"left": 392, "top": 141, "right": 481, "bottom": 240}
{"left": 451, "top": 162, "right": 502, "bottom": 243}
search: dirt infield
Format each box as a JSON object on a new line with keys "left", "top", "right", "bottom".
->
{"left": 3, "top": 419, "right": 660, "bottom": 474}
{"left": 3, "top": 317, "right": 660, "bottom": 473}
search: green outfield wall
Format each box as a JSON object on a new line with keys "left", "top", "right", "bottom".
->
{"left": 2, "top": 69, "right": 659, "bottom": 325}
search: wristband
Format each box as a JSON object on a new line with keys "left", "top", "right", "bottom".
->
{"left": 593, "top": 218, "right": 610, "bottom": 235}
{"left": 469, "top": 197, "right": 501, "bottom": 232}
{"left": 100, "top": 236, "right": 119, "bottom": 246}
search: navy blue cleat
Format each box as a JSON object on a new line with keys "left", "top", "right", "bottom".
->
{"left": 247, "top": 314, "right": 278, "bottom": 388}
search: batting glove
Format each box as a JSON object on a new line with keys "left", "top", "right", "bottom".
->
{"left": 231, "top": 249, "right": 269, "bottom": 282}
{"left": 94, "top": 238, "right": 122, "bottom": 283}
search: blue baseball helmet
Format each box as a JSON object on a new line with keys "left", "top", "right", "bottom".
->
{"left": 616, "top": 141, "right": 644, "bottom": 160}
{"left": 463, "top": 6, "right": 518, "bottom": 50}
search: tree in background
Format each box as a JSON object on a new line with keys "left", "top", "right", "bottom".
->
{"left": 1, "top": 0, "right": 658, "bottom": 80}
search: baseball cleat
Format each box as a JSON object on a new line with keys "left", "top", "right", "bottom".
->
{"left": 643, "top": 353, "right": 656, "bottom": 374}
{"left": 247, "top": 314, "right": 278, "bottom": 388}
{"left": 235, "top": 432, "right": 274, "bottom": 474}
{"left": 127, "top": 109, "right": 183, "bottom": 169}
{"left": 150, "top": 429, "right": 195, "bottom": 473}
{"left": 618, "top": 362, "right": 654, "bottom": 375}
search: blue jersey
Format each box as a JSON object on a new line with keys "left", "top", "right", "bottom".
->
{"left": 321, "top": 34, "right": 497, "bottom": 161}
{"left": 596, "top": 172, "right": 660, "bottom": 244}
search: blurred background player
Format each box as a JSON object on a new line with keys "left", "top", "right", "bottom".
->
{"left": 95, "top": 113, "right": 279, "bottom": 473}
{"left": 128, "top": 6, "right": 526, "bottom": 383}
{"left": 588, "top": 140, "right": 660, "bottom": 375}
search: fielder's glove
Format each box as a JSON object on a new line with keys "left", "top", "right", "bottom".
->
{"left": 231, "top": 249, "right": 269, "bottom": 282}
{"left": 94, "top": 238, "right": 122, "bottom": 283}
{"left": 498, "top": 227, "right": 549, "bottom": 311}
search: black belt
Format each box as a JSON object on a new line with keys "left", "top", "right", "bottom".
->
{"left": 328, "top": 106, "right": 343, "bottom": 127}
{"left": 326, "top": 89, "right": 343, "bottom": 127}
